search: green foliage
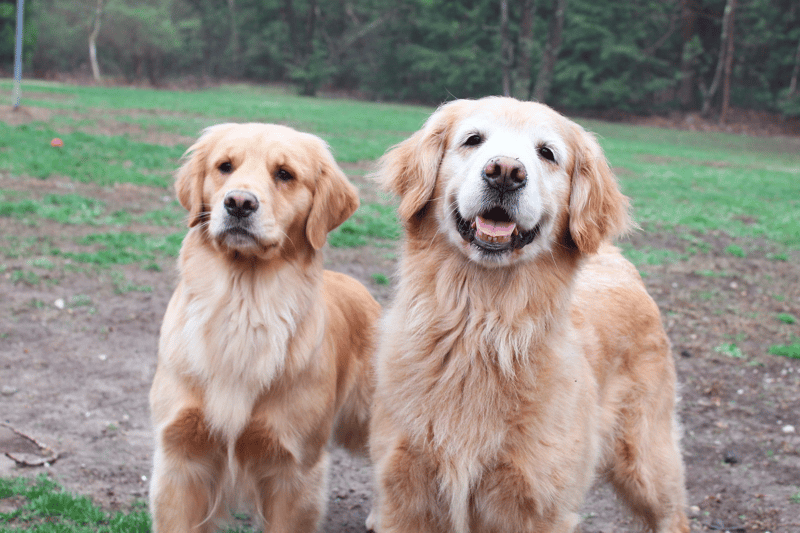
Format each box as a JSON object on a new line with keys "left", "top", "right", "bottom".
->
{"left": 777, "top": 313, "right": 797, "bottom": 325}
{"left": 0, "top": 0, "right": 37, "bottom": 70}
{"left": 11, "top": 0, "right": 800, "bottom": 112}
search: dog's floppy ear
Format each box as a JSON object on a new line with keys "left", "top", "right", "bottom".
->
{"left": 305, "top": 140, "right": 359, "bottom": 250}
{"left": 175, "top": 124, "right": 231, "bottom": 228}
{"left": 568, "top": 129, "right": 631, "bottom": 254}
{"left": 376, "top": 101, "right": 464, "bottom": 222}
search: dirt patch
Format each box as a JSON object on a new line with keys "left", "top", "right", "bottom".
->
{"left": 1, "top": 156, "right": 799, "bottom": 531}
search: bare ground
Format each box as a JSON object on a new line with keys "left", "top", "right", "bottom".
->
{"left": 1, "top": 154, "right": 799, "bottom": 532}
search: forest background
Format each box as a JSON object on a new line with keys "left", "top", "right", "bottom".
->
{"left": 1, "top": 0, "right": 799, "bottom": 120}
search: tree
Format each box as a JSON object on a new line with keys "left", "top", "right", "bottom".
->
{"left": 699, "top": 0, "right": 736, "bottom": 116}
{"left": 88, "top": 0, "right": 103, "bottom": 81}
{"left": 719, "top": 0, "right": 736, "bottom": 123}
{"left": 513, "top": 0, "right": 536, "bottom": 99}
{"left": 678, "top": 0, "right": 698, "bottom": 108}
{"left": 501, "top": 0, "right": 511, "bottom": 96}
{"left": 227, "top": 0, "right": 240, "bottom": 71}
{"left": 532, "top": 0, "right": 566, "bottom": 103}
{"left": 788, "top": 35, "right": 800, "bottom": 96}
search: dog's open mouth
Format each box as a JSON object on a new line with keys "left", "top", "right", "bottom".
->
{"left": 455, "top": 205, "right": 540, "bottom": 253}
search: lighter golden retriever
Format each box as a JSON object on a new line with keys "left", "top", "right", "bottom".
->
{"left": 149, "top": 123, "right": 381, "bottom": 533}
{"left": 368, "top": 97, "right": 689, "bottom": 533}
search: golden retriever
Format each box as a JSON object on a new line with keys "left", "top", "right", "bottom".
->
{"left": 149, "top": 123, "right": 381, "bottom": 533}
{"left": 368, "top": 97, "right": 689, "bottom": 533}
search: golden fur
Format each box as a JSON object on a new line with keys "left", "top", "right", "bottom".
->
{"left": 368, "top": 97, "right": 688, "bottom": 533}
{"left": 149, "top": 123, "right": 381, "bottom": 532}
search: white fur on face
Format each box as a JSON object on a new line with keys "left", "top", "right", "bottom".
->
{"left": 438, "top": 110, "right": 572, "bottom": 268}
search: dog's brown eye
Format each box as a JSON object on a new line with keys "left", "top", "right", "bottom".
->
{"left": 276, "top": 169, "right": 293, "bottom": 182}
{"left": 218, "top": 162, "right": 233, "bottom": 174}
{"left": 464, "top": 134, "right": 483, "bottom": 147}
{"left": 538, "top": 146, "right": 556, "bottom": 163}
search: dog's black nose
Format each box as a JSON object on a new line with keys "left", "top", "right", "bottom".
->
{"left": 224, "top": 190, "right": 259, "bottom": 218}
{"left": 482, "top": 156, "right": 527, "bottom": 192}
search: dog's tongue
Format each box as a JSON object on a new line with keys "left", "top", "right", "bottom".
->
{"left": 475, "top": 216, "right": 516, "bottom": 237}
{"left": 475, "top": 216, "right": 516, "bottom": 239}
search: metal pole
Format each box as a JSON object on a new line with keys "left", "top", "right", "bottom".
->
{"left": 12, "top": 0, "right": 25, "bottom": 110}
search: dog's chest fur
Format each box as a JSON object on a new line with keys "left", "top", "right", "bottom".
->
{"left": 378, "top": 256, "right": 597, "bottom": 532}
{"left": 177, "top": 255, "right": 322, "bottom": 442}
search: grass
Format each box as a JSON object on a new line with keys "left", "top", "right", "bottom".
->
{"left": 58, "top": 232, "right": 184, "bottom": 267}
{"left": 586, "top": 121, "right": 800, "bottom": 249}
{"left": 715, "top": 343, "right": 745, "bottom": 359}
{"left": 1, "top": 80, "right": 798, "bottom": 252}
{"left": 1, "top": 80, "right": 431, "bottom": 163}
{"left": 0, "top": 475, "right": 150, "bottom": 532}
{"left": 619, "top": 244, "right": 684, "bottom": 267}
{"left": 0, "top": 192, "right": 130, "bottom": 226}
{"left": 328, "top": 203, "right": 400, "bottom": 248}
{"left": 769, "top": 343, "right": 800, "bottom": 359}
{"left": 0, "top": 475, "right": 262, "bottom": 533}
{"left": 0, "top": 122, "right": 183, "bottom": 188}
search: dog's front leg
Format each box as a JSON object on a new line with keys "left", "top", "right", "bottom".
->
{"left": 150, "top": 411, "right": 225, "bottom": 533}
{"left": 256, "top": 451, "right": 330, "bottom": 533}
{"left": 372, "top": 440, "right": 449, "bottom": 533}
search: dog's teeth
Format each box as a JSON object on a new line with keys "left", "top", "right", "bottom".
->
{"left": 512, "top": 228, "right": 519, "bottom": 236}
{"left": 471, "top": 221, "right": 477, "bottom": 229}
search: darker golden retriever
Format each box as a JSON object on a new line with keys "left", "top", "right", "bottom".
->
{"left": 149, "top": 123, "right": 380, "bottom": 532}
{"left": 368, "top": 97, "right": 689, "bottom": 533}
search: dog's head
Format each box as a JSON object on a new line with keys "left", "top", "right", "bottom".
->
{"left": 377, "top": 97, "right": 630, "bottom": 268}
{"left": 175, "top": 123, "right": 358, "bottom": 260}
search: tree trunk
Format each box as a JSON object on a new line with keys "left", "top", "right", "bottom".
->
{"left": 789, "top": 37, "right": 800, "bottom": 96}
{"left": 304, "top": 0, "right": 317, "bottom": 60}
{"left": 514, "top": 0, "right": 536, "bottom": 99}
{"left": 719, "top": 0, "right": 736, "bottom": 124}
{"left": 532, "top": 0, "right": 567, "bottom": 103}
{"left": 678, "top": 0, "right": 698, "bottom": 109}
{"left": 89, "top": 0, "right": 103, "bottom": 82}
{"left": 700, "top": 0, "right": 734, "bottom": 117}
{"left": 500, "top": 0, "right": 511, "bottom": 96}
{"left": 280, "top": 0, "right": 299, "bottom": 61}
{"left": 227, "top": 0, "right": 240, "bottom": 71}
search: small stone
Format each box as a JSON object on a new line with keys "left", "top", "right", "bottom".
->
{"left": 782, "top": 425, "right": 795, "bottom": 434}
{"left": 689, "top": 505, "right": 701, "bottom": 517}
{"left": 1, "top": 385, "right": 17, "bottom": 396}
{"left": 723, "top": 451, "right": 739, "bottom": 464}
{"left": 54, "top": 298, "right": 65, "bottom": 309}
{"left": 98, "top": 354, "right": 107, "bottom": 361}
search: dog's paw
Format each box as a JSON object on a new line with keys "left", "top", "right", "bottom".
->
{"left": 365, "top": 508, "right": 379, "bottom": 532}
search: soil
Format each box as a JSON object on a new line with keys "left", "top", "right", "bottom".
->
{"left": 1, "top": 112, "right": 799, "bottom": 532}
